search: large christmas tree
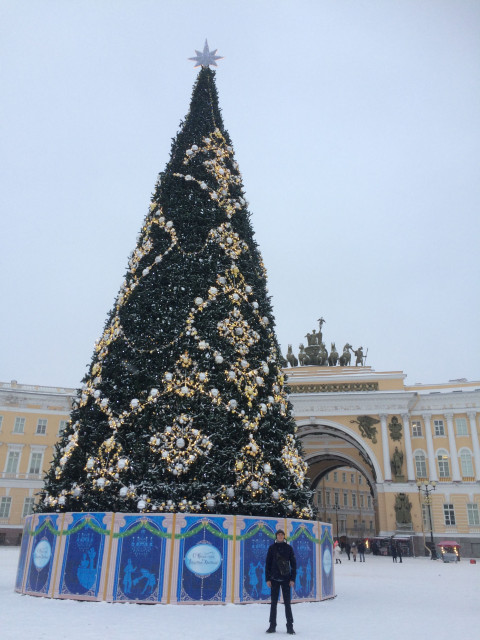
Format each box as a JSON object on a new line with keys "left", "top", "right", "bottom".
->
{"left": 39, "top": 48, "right": 313, "bottom": 519}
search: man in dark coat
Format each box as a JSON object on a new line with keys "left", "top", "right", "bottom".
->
{"left": 265, "top": 529, "right": 296, "bottom": 635}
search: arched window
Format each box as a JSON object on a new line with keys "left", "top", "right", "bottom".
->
{"left": 414, "top": 451, "right": 427, "bottom": 478}
{"left": 437, "top": 449, "right": 450, "bottom": 478}
{"left": 459, "top": 449, "right": 474, "bottom": 477}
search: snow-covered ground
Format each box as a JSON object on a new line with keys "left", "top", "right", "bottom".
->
{"left": 0, "top": 547, "right": 478, "bottom": 640}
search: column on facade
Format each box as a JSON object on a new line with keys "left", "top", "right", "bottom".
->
{"left": 444, "top": 412, "right": 461, "bottom": 482}
{"left": 401, "top": 413, "right": 415, "bottom": 481}
{"left": 379, "top": 414, "right": 392, "bottom": 482}
{"left": 422, "top": 413, "right": 438, "bottom": 482}
{"left": 467, "top": 411, "right": 480, "bottom": 481}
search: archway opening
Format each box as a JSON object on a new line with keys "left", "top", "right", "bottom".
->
{"left": 297, "top": 421, "right": 382, "bottom": 545}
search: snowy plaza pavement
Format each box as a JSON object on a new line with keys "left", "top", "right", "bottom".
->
{"left": 0, "top": 547, "right": 478, "bottom": 640}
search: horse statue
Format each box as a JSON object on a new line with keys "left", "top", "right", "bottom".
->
{"left": 298, "top": 344, "right": 310, "bottom": 366}
{"left": 328, "top": 342, "right": 338, "bottom": 366}
{"left": 318, "top": 342, "right": 328, "bottom": 366}
{"left": 339, "top": 343, "right": 352, "bottom": 366}
{"left": 286, "top": 344, "right": 298, "bottom": 367}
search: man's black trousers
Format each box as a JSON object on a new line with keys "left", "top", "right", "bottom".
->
{"left": 269, "top": 580, "right": 293, "bottom": 626}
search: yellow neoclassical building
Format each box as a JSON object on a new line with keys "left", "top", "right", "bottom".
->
{"left": 0, "top": 381, "right": 73, "bottom": 544}
{"left": 1, "top": 367, "right": 480, "bottom": 556}
{"left": 287, "top": 365, "right": 480, "bottom": 557}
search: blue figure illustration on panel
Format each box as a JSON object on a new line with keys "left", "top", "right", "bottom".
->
{"left": 77, "top": 547, "right": 96, "bottom": 590}
{"left": 291, "top": 530, "right": 315, "bottom": 598}
{"left": 305, "top": 559, "right": 312, "bottom": 594}
{"left": 248, "top": 562, "right": 259, "bottom": 597}
{"left": 295, "top": 565, "right": 304, "bottom": 593}
{"left": 122, "top": 558, "right": 136, "bottom": 593}
{"left": 243, "top": 525, "right": 272, "bottom": 601}
{"left": 63, "top": 523, "right": 101, "bottom": 595}
{"left": 116, "top": 525, "right": 164, "bottom": 601}
{"left": 260, "top": 563, "right": 270, "bottom": 596}
{"left": 133, "top": 569, "right": 156, "bottom": 594}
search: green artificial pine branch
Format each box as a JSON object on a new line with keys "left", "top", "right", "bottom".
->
{"left": 38, "top": 68, "right": 314, "bottom": 519}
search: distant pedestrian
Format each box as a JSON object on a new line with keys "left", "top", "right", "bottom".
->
{"left": 358, "top": 541, "right": 366, "bottom": 562}
{"left": 334, "top": 541, "right": 342, "bottom": 564}
{"left": 397, "top": 544, "right": 403, "bottom": 563}
{"left": 391, "top": 543, "right": 397, "bottom": 562}
{"left": 345, "top": 542, "right": 351, "bottom": 560}
{"left": 351, "top": 541, "right": 357, "bottom": 562}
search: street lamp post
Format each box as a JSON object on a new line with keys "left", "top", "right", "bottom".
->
{"left": 417, "top": 480, "right": 438, "bottom": 560}
{"left": 332, "top": 503, "right": 341, "bottom": 539}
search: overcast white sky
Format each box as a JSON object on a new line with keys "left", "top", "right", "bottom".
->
{"left": 1, "top": 0, "right": 479, "bottom": 389}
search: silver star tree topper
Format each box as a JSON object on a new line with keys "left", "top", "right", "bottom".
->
{"left": 189, "top": 40, "right": 223, "bottom": 68}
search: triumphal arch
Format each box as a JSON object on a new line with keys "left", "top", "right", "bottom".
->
{"left": 283, "top": 324, "right": 480, "bottom": 557}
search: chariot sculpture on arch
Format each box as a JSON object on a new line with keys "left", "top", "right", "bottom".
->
{"left": 286, "top": 317, "right": 368, "bottom": 368}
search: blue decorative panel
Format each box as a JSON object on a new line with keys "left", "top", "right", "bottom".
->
{"left": 16, "top": 512, "right": 334, "bottom": 604}
{"left": 239, "top": 519, "right": 277, "bottom": 602}
{"left": 290, "top": 521, "right": 317, "bottom": 599}
{"left": 15, "top": 516, "right": 32, "bottom": 591}
{"left": 25, "top": 515, "right": 60, "bottom": 595}
{"left": 58, "top": 514, "right": 107, "bottom": 598}
{"left": 320, "top": 523, "right": 334, "bottom": 599}
{"left": 113, "top": 516, "right": 168, "bottom": 602}
{"left": 177, "top": 516, "right": 228, "bottom": 602}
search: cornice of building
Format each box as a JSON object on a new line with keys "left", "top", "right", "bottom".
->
{"left": 0, "top": 380, "right": 76, "bottom": 411}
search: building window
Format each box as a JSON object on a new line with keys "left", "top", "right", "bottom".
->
{"left": 36, "top": 419, "right": 47, "bottom": 435}
{"left": 455, "top": 418, "right": 468, "bottom": 436}
{"left": 22, "top": 497, "right": 35, "bottom": 518}
{"left": 467, "top": 504, "right": 480, "bottom": 526}
{"left": 29, "top": 452, "right": 43, "bottom": 475}
{"left": 353, "top": 519, "right": 358, "bottom": 529}
{"left": 317, "top": 492, "right": 322, "bottom": 507}
{"left": 342, "top": 472, "right": 346, "bottom": 482}
{"left": 460, "top": 450, "right": 474, "bottom": 477}
{"left": 0, "top": 497, "right": 12, "bottom": 518}
{"left": 415, "top": 452, "right": 427, "bottom": 478}
{"left": 369, "top": 520, "right": 373, "bottom": 531}
{"left": 352, "top": 494, "right": 357, "bottom": 508}
{"left": 437, "top": 450, "right": 450, "bottom": 478}
{"left": 326, "top": 492, "right": 331, "bottom": 506}
{"left": 351, "top": 474, "right": 355, "bottom": 484}
{"left": 0, "top": 415, "right": 3, "bottom": 432}
{"left": 333, "top": 472, "right": 338, "bottom": 482}
{"left": 325, "top": 473, "right": 329, "bottom": 481}
{"left": 443, "top": 504, "right": 456, "bottom": 526}
{"left": 411, "top": 421, "right": 422, "bottom": 437}
{"left": 361, "top": 520, "right": 365, "bottom": 530}
{"left": 13, "top": 417, "right": 26, "bottom": 434}
{"left": 367, "top": 495, "right": 372, "bottom": 509}
{"left": 359, "top": 475, "right": 363, "bottom": 485}
{"left": 434, "top": 420, "right": 445, "bottom": 437}
{"left": 334, "top": 492, "right": 339, "bottom": 505}
{"left": 5, "top": 450, "right": 21, "bottom": 474}
{"left": 58, "top": 420, "right": 68, "bottom": 435}
{"left": 360, "top": 495, "right": 364, "bottom": 508}
{"left": 343, "top": 492, "right": 348, "bottom": 507}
